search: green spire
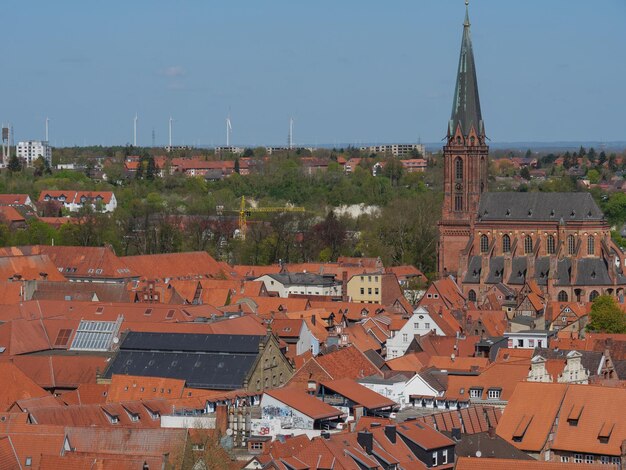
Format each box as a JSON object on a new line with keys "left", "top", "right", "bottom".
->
{"left": 449, "top": 0, "right": 484, "bottom": 138}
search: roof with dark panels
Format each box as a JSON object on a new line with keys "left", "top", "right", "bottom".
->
{"left": 119, "top": 331, "right": 264, "bottom": 353}
{"left": 104, "top": 350, "right": 258, "bottom": 389}
{"left": 477, "top": 192, "right": 604, "bottom": 222}
{"left": 267, "top": 272, "right": 338, "bottom": 287}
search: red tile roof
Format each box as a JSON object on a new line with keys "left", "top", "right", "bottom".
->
{"left": 321, "top": 378, "right": 396, "bottom": 410}
{"left": 123, "top": 251, "right": 229, "bottom": 281}
{"left": 0, "top": 363, "right": 48, "bottom": 411}
{"left": 265, "top": 387, "right": 343, "bottom": 420}
{"left": 0, "top": 254, "right": 66, "bottom": 281}
{"left": 496, "top": 382, "right": 568, "bottom": 452}
{"left": 0, "top": 194, "right": 30, "bottom": 206}
{"left": 107, "top": 375, "right": 186, "bottom": 402}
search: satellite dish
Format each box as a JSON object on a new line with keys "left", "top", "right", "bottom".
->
{"left": 475, "top": 451, "right": 482, "bottom": 458}
{"left": 112, "top": 337, "right": 119, "bottom": 344}
{"left": 226, "top": 428, "right": 233, "bottom": 436}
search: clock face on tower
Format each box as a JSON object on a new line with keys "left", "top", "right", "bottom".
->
{"left": 455, "top": 183, "right": 463, "bottom": 191}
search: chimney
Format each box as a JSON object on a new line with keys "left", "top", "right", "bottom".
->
{"left": 384, "top": 425, "right": 397, "bottom": 444}
{"left": 488, "top": 426, "right": 496, "bottom": 439}
{"left": 357, "top": 430, "right": 373, "bottom": 454}
{"left": 215, "top": 404, "right": 228, "bottom": 434}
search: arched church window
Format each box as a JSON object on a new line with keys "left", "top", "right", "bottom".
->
{"left": 468, "top": 290, "right": 477, "bottom": 302}
{"left": 470, "top": 136, "right": 475, "bottom": 145}
{"left": 502, "top": 234, "right": 511, "bottom": 253}
{"left": 558, "top": 290, "right": 568, "bottom": 302}
{"left": 480, "top": 235, "right": 489, "bottom": 253}
{"left": 587, "top": 235, "right": 595, "bottom": 255}
{"left": 589, "top": 290, "right": 599, "bottom": 301}
{"left": 547, "top": 235, "right": 555, "bottom": 254}
{"left": 455, "top": 157, "right": 463, "bottom": 180}
{"left": 567, "top": 235, "right": 576, "bottom": 255}
{"left": 524, "top": 235, "right": 533, "bottom": 254}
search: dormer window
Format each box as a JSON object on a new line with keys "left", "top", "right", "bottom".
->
{"left": 550, "top": 209, "right": 555, "bottom": 217}
{"left": 505, "top": 209, "right": 511, "bottom": 217}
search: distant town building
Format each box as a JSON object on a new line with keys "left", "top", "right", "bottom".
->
{"left": 215, "top": 146, "right": 244, "bottom": 155}
{"left": 38, "top": 190, "right": 117, "bottom": 213}
{"left": 360, "top": 143, "right": 425, "bottom": 157}
{"left": 16, "top": 140, "right": 52, "bottom": 167}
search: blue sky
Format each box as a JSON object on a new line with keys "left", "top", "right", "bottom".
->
{"left": 3, "top": 0, "right": 625, "bottom": 147}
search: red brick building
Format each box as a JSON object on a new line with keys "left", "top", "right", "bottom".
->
{"left": 438, "top": 6, "right": 626, "bottom": 303}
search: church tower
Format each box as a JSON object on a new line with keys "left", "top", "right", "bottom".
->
{"left": 438, "top": 2, "right": 489, "bottom": 277}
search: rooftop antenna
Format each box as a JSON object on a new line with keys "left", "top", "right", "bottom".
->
{"left": 288, "top": 117, "right": 294, "bottom": 149}
{"left": 226, "top": 114, "right": 232, "bottom": 146}
{"left": 152, "top": 128, "right": 156, "bottom": 147}
{"left": 133, "top": 113, "right": 138, "bottom": 147}
{"left": 168, "top": 116, "right": 174, "bottom": 148}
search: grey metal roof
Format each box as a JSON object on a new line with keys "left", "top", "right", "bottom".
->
{"left": 105, "top": 350, "right": 257, "bottom": 389}
{"left": 418, "top": 367, "right": 448, "bottom": 393}
{"left": 463, "top": 256, "right": 482, "bottom": 283}
{"left": 555, "top": 258, "right": 572, "bottom": 286}
{"left": 535, "top": 257, "right": 550, "bottom": 286}
{"left": 508, "top": 257, "right": 527, "bottom": 285}
{"left": 120, "top": 331, "right": 264, "bottom": 353}
{"left": 449, "top": 5, "right": 483, "bottom": 137}
{"left": 477, "top": 192, "right": 604, "bottom": 222}
{"left": 268, "top": 272, "right": 337, "bottom": 287}
{"left": 575, "top": 258, "right": 612, "bottom": 286}
{"left": 485, "top": 257, "right": 504, "bottom": 284}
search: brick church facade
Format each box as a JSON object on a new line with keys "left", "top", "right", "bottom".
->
{"left": 437, "top": 5, "right": 626, "bottom": 304}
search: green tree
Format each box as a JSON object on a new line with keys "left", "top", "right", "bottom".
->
{"left": 520, "top": 166, "right": 531, "bottom": 180}
{"left": 7, "top": 155, "right": 21, "bottom": 172}
{"left": 586, "top": 295, "right": 626, "bottom": 333}
{"left": 586, "top": 169, "right": 601, "bottom": 184}
{"left": 382, "top": 158, "right": 404, "bottom": 186}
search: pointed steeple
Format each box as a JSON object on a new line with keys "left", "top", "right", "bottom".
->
{"left": 449, "top": 1, "right": 484, "bottom": 138}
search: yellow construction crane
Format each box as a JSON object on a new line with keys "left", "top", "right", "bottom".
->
{"left": 238, "top": 196, "right": 305, "bottom": 240}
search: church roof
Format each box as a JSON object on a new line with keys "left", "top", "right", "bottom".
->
{"left": 477, "top": 192, "right": 604, "bottom": 222}
{"left": 449, "top": 3, "right": 484, "bottom": 137}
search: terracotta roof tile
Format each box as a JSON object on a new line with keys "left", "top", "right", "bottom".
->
{"left": 0, "top": 363, "right": 49, "bottom": 411}
{"left": 552, "top": 384, "right": 626, "bottom": 456}
{"left": 107, "top": 375, "right": 186, "bottom": 402}
{"left": 444, "top": 362, "right": 531, "bottom": 402}
{"left": 0, "top": 255, "right": 66, "bottom": 282}
{"left": 320, "top": 378, "right": 396, "bottom": 410}
{"left": 496, "top": 382, "right": 568, "bottom": 452}
{"left": 265, "top": 387, "right": 343, "bottom": 420}
{"left": 123, "top": 251, "right": 229, "bottom": 281}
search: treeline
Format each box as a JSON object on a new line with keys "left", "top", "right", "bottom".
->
{"left": 0, "top": 154, "right": 442, "bottom": 274}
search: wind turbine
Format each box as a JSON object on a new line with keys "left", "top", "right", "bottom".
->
{"left": 226, "top": 115, "right": 232, "bottom": 147}
{"left": 133, "top": 113, "right": 138, "bottom": 147}
{"left": 288, "top": 117, "right": 294, "bottom": 149}
{"left": 169, "top": 116, "right": 174, "bottom": 148}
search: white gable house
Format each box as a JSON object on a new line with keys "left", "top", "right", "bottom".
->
{"left": 386, "top": 306, "right": 448, "bottom": 359}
